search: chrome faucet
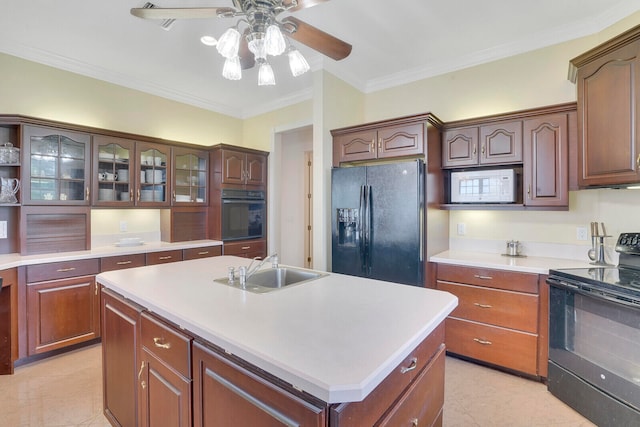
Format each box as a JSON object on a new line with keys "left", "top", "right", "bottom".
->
{"left": 246, "top": 253, "right": 279, "bottom": 279}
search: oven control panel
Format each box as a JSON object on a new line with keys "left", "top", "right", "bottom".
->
{"left": 616, "top": 233, "right": 640, "bottom": 255}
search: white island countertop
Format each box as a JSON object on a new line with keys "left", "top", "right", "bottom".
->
{"left": 430, "top": 250, "right": 595, "bottom": 275}
{"left": 97, "top": 255, "right": 458, "bottom": 404}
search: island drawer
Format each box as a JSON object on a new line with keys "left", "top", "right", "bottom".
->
{"left": 100, "top": 253, "right": 146, "bottom": 272}
{"left": 437, "top": 281, "right": 538, "bottom": 333}
{"left": 437, "top": 264, "right": 538, "bottom": 293}
{"left": 329, "top": 323, "right": 444, "bottom": 426}
{"left": 145, "top": 249, "right": 184, "bottom": 265}
{"left": 26, "top": 258, "right": 100, "bottom": 283}
{"left": 377, "top": 345, "right": 445, "bottom": 427}
{"left": 141, "top": 313, "right": 191, "bottom": 378}
{"left": 183, "top": 245, "right": 222, "bottom": 260}
{"left": 445, "top": 317, "right": 538, "bottom": 375}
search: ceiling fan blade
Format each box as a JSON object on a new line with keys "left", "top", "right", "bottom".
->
{"left": 281, "top": 17, "right": 352, "bottom": 61}
{"left": 130, "top": 7, "right": 236, "bottom": 20}
{"left": 284, "top": 0, "right": 330, "bottom": 13}
{"left": 239, "top": 29, "right": 256, "bottom": 70}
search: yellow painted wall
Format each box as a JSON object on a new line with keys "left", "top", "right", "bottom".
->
{"left": 0, "top": 53, "right": 242, "bottom": 147}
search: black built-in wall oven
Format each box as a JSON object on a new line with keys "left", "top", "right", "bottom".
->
{"left": 221, "top": 189, "right": 265, "bottom": 241}
{"left": 547, "top": 233, "right": 640, "bottom": 426}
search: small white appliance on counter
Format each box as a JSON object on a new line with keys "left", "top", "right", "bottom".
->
{"left": 450, "top": 168, "right": 515, "bottom": 203}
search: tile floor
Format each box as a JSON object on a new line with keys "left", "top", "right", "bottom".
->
{"left": 0, "top": 344, "right": 595, "bottom": 426}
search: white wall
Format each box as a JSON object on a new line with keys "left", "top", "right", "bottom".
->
{"left": 277, "top": 128, "right": 313, "bottom": 267}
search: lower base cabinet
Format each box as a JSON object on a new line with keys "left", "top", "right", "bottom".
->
{"left": 102, "top": 290, "right": 447, "bottom": 427}
{"left": 26, "top": 259, "right": 101, "bottom": 356}
{"left": 192, "top": 341, "right": 326, "bottom": 427}
{"left": 435, "top": 263, "right": 545, "bottom": 377}
{"left": 139, "top": 312, "right": 192, "bottom": 427}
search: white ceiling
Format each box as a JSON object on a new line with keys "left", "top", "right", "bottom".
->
{"left": 1, "top": 1, "right": 639, "bottom": 119}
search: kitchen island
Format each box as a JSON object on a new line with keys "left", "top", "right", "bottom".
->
{"left": 97, "top": 255, "right": 457, "bottom": 426}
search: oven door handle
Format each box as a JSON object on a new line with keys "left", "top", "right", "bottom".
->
{"left": 547, "top": 277, "right": 640, "bottom": 310}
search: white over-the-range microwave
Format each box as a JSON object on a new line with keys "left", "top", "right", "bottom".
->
{"left": 450, "top": 168, "right": 516, "bottom": 203}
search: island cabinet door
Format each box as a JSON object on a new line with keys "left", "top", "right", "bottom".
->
{"left": 192, "top": 341, "right": 326, "bottom": 427}
{"left": 139, "top": 348, "right": 192, "bottom": 427}
{"left": 101, "top": 288, "right": 143, "bottom": 427}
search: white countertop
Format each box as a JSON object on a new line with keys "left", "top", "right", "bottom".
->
{"left": 430, "top": 250, "right": 595, "bottom": 274}
{"left": 96, "top": 256, "right": 458, "bottom": 404}
{"left": 0, "top": 239, "right": 223, "bottom": 270}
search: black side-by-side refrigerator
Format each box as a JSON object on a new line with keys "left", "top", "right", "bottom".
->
{"left": 331, "top": 160, "right": 424, "bottom": 286}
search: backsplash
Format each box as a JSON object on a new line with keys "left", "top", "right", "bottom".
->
{"left": 448, "top": 188, "right": 636, "bottom": 264}
{"left": 91, "top": 209, "right": 161, "bottom": 248}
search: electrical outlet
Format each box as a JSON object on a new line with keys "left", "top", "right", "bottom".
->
{"left": 457, "top": 223, "right": 466, "bottom": 235}
{"left": 0, "top": 221, "right": 6, "bottom": 239}
{"left": 119, "top": 221, "right": 127, "bottom": 232}
{"left": 577, "top": 226, "right": 588, "bottom": 241}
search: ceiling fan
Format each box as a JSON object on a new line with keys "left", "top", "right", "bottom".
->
{"left": 131, "top": 0, "right": 352, "bottom": 85}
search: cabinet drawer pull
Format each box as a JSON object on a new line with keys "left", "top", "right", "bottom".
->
{"left": 370, "top": 138, "right": 375, "bottom": 153}
{"left": 241, "top": 246, "right": 251, "bottom": 250}
{"left": 400, "top": 357, "right": 418, "bottom": 374}
{"left": 116, "top": 260, "right": 133, "bottom": 265}
{"left": 473, "top": 302, "right": 493, "bottom": 309}
{"left": 473, "top": 274, "right": 493, "bottom": 280}
{"left": 411, "top": 419, "right": 419, "bottom": 427}
{"left": 637, "top": 153, "right": 640, "bottom": 170}
{"left": 56, "top": 267, "right": 76, "bottom": 273}
{"left": 197, "top": 251, "right": 210, "bottom": 255}
{"left": 473, "top": 338, "right": 492, "bottom": 345}
{"left": 158, "top": 256, "right": 172, "bottom": 260}
{"left": 378, "top": 138, "right": 382, "bottom": 150}
{"left": 95, "top": 282, "right": 98, "bottom": 296}
{"left": 153, "top": 337, "right": 171, "bottom": 349}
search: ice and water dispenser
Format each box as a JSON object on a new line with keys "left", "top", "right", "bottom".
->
{"left": 336, "top": 208, "right": 359, "bottom": 246}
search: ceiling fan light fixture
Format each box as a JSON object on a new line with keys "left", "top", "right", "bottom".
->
{"left": 288, "top": 47, "right": 310, "bottom": 76}
{"left": 200, "top": 35, "right": 218, "bottom": 46}
{"left": 216, "top": 27, "right": 241, "bottom": 58}
{"left": 222, "top": 56, "right": 242, "bottom": 80}
{"left": 258, "top": 61, "right": 276, "bottom": 86}
{"left": 265, "top": 24, "right": 286, "bottom": 56}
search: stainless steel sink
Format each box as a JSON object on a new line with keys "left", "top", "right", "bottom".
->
{"left": 214, "top": 267, "right": 327, "bottom": 293}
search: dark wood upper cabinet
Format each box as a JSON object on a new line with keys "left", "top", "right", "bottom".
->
{"left": 523, "top": 112, "right": 571, "bottom": 207}
{"left": 443, "top": 121, "right": 522, "bottom": 168}
{"left": 172, "top": 147, "right": 208, "bottom": 205}
{"left": 211, "top": 146, "right": 268, "bottom": 190}
{"left": 22, "top": 125, "right": 91, "bottom": 205}
{"left": 93, "top": 135, "right": 136, "bottom": 206}
{"left": 137, "top": 142, "right": 171, "bottom": 207}
{"left": 569, "top": 25, "right": 640, "bottom": 187}
{"left": 332, "top": 116, "right": 436, "bottom": 166}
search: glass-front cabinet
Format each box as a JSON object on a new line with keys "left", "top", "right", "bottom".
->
{"left": 137, "top": 142, "right": 170, "bottom": 207}
{"left": 173, "top": 148, "right": 207, "bottom": 205}
{"left": 93, "top": 136, "right": 135, "bottom": 206}
{"left": 22, "top": 125, "right": 91, "bottom": 205}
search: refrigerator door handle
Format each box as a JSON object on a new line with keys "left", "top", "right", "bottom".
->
{"left": 364, "top": 185, "right": 372, "bottom": 276}
{"left": 358, "top": 185, "right": 367, "bottom": 274}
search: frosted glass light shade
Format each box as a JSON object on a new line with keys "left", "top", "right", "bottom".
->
{"left": 265, "top": 25, "right": 286, "bottom": 56}
{"left": 288, "top": 48, "right": 310, "bottom": 77}
{"left": 247, "top": 35, "right": 267, "bottom": 60}
{"left": 258, "top": 62, "right": 276, "bottom": 86}
{"left": 216, "top": 27, "right": 241, "bottom": 59}
{"left": 222, "top": 56, "right": 242, "bottom": 80}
